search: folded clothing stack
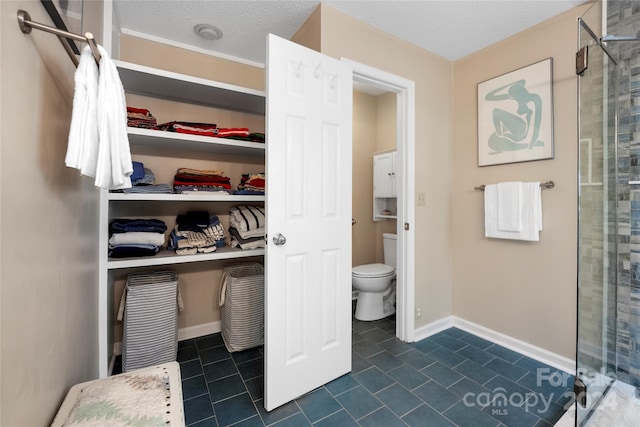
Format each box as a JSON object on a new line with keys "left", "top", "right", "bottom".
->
{"left": 127, "top": 106, "right": 157, "bottom": 129}
{"left": 229, "top": 205, "right": 265, "bottom": 250}
{"left": 236, "top": 173, "right": 265, "bottom": 195}
{"left": 173, "top": 167, "right": 231, "bottom": 193}
{"left": 153, "top": 121, "right": 218, "bottom": 137}
{"left": 167, "top": 211, "right": 225, "bottom": 255}
{"left": 222, "top": 132, "right": 265, "bottom": 143}
{"left": 150, "top": 120, "right": 263, "bottom": 142}
{"left": 130, "top": 161, "right": 146, "bottom": 184}
{"left": 109, "top": 218, "right": 167, "bottom": 258}
{"left": 248, "top": 133, "right": 265, "bottom": 143}
{"left": 112, "top": 161, "right": 173, "bottom": 194}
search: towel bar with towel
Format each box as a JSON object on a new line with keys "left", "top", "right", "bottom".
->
{"left": 18, "top": 9, "right": 134, "bottom": 190}
{"left": 483, "top": 181, "right": 545, "bottom": 241}
{"left": 475, "top": 181, "right": 555, "bottom": 191}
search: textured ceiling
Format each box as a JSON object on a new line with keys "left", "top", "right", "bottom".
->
{"left": 114, "top": 0, "right": 589, "bottom": 65}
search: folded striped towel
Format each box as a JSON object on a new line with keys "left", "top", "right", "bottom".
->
{"left": 229, "top": 205, "right": 265, "bottom": 232}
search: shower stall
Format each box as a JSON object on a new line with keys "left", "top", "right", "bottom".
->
{"left": 577, "top": 1, "right": 640, "bottom": 426}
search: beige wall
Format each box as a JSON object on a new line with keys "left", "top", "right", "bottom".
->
{"left": 317, "top": 5, "right": 454, "bottom": 325}
{"left": 119, "top": 34, "right": 265, "bottom": 91}
{"left": 291, "top": 5, "right": 321, "bottom": 53}
{"left": 1, "top": 1, "right": 102, "bottom": 424}
{"left": 451, "top": 3, "right": 593, "bottom": 359}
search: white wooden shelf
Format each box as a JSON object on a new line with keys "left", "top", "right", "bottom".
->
{"left": 108, "top": 192, "right": 265, "bottom": 202}
{"left": 99, "top": 57, "right": 267, "bottom": 379}
{"left": 108, "top": 246, "right": 265, "bottom": 270}
{"left": 127, "top": 127, "right": 265, "bottom": 157}
{"left": 115, "top": 60, "right": 265, "bottom": 115}
{"left": 375, "top": 214, "right": 397, "bottom": 220}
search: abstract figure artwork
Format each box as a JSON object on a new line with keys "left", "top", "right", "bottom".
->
{"left": 477, "top": 58, "right": 554, "bottom": 166}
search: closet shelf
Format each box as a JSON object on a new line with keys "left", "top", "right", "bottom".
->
{"left": 115, "top": 60, "right": 265, "bottom": 115}
{"left": 108, "top": 247, "right": 265, "bottom": 270}
{"left": 127, "top": 127, "right": 265, "bottom": 157}
{"left": 108, "top": 193, "right": 265, "bottom": 202}
{"left": 375, "top": 214, "right": 397, "bottom": 220}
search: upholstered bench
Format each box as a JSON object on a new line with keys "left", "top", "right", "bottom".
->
{"left": 51, "top": 361, "right": 184, "bottom": 426}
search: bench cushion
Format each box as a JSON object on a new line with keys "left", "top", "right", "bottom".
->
{"left": 52, "top": 361, "right": 184, "bottom": 426}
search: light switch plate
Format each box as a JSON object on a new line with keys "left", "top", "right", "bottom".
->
{"left": 417, "top": 192, "right": 426, "bottom": 206}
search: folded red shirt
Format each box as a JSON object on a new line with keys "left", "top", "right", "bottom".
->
{"left": 127, "top": 106, "right": 152, "bottom": 115}
{"left": 153, "top": 121, "right": 218, "bottom": 137}
{"left": 246, "top": 177, "right": 265, "bottom": 188}
{"left": 215, "top": 128, "right": 250, "bottom": 137}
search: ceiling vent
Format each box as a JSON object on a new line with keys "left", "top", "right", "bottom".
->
{"left": 194, "top": 24, "right": 223, "bottom": 41}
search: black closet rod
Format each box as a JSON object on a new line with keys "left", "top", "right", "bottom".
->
{"left": 17, "top": 9, "right": 100, "bottom": 67}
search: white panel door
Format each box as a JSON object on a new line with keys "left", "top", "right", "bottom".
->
{"left": 265, "top": 34, "right": 353, "bottom": 411}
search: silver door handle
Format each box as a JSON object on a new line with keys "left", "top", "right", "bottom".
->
{"left": 273, "top": 233, "right": 287, "bottom": 245}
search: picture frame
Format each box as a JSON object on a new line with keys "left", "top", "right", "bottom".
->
{"left": 477, "top": 58, "right": 554, "bottom": 167}
{"left": 40, "top": 0, "right": 83, "bottom": 55}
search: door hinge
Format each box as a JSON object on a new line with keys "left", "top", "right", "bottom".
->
{"left": 574, "top": 376, "right": 588, "bottom": 408}
{"left": 576, "top": 45, "right": 588, "bottom": 75}
{"left": 404, "top": 223, "right": 410, "bottom": 231}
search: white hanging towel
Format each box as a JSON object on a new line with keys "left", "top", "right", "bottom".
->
{"left": 95, "top": 45, "right": 132, "bottom": 189}
{"left": 497, "top": 181, "right": 521, "bottom": 232}
{"left": 484, "top": 181, "right": 542, "bottom": 241}
{"left": 65, "top": 45, "right": 99, "bottom": 175}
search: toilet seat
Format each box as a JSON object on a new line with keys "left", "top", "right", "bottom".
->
{"left": 352, "top": 263, "right": 395, "bottom": 278}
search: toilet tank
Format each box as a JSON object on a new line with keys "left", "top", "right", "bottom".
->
{"left": 382, "top": 233, "right": 397, "bottom": 268}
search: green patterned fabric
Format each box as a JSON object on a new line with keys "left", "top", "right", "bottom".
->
{"left": 64, "top": 371, "right": 172, "bottom": 426}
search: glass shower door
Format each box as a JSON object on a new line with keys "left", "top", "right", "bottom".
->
{"left": 576, "top": 16, "right": 618, "bottom": 426}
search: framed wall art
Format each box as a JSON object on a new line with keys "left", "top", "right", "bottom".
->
{"left": 477, "top": 58, "right": 554, "bottom": 167}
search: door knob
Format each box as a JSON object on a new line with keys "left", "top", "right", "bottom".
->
{"left": 273, "top": 233, "right": 287, "bottom": 246}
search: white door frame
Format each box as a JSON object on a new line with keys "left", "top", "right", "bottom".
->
{"left": 341, "top": 58, "right": 416, "bottom": 342}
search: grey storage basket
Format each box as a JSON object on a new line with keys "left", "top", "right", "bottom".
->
{"left": 118, "top": 270, "right": 179, "bottom": 372}
{"left": 219, "top": 262, "right": 264, "bottom": 352}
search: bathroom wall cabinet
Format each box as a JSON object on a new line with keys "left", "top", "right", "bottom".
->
{"left": 373, "top": 150, "right": 397, "bottom": 220}
{"left": 98, "top": 60, "right": 266, "bottom": 377}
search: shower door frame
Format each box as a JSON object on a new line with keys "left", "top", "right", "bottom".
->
{"left": 576, "top": 16, "right": 619, "bottom": 427}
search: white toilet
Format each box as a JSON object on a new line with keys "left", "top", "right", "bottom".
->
{"left": 352, "top": 233, "right": 397, "bottom": 321}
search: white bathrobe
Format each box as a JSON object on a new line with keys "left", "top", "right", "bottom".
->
{"left": 66, "top": 44, "right": 132, "bottom": 190}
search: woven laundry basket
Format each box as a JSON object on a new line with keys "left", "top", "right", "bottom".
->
{"left": 219, "top": 262, "right": 264, "bottom": 352}
{"left": 120, "top": 270, "right": 179, "bottom": 372}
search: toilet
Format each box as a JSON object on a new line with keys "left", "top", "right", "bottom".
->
{"left": 352, "top": 233, "right": 397, "bottom": 321}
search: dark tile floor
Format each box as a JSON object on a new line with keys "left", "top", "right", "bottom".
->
{"left": 165, "top": 313, "right": 574, "bottom": 427}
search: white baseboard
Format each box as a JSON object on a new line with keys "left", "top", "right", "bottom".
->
{"left": 412, "top": 315, "right": 575, "bottom": 374}
{"left": 113, "top": 321, "right": 222, "bottom": 356}
{"left": 112, "top": 316, "right": 576, "bottom": 376}
{"left": 413, "top": 317, "right": 454, "bottom": 342}
{"left": 178, "top": 321, "right": 222, "bottom": 342}
{"left": 451, "top": 316, "right": 575, "bottom": 374}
